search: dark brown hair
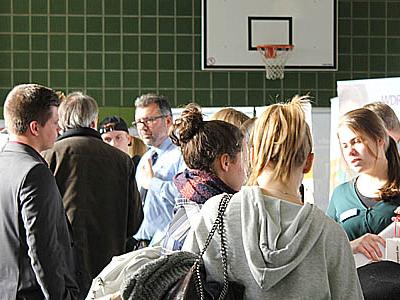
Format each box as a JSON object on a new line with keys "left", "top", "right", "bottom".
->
{"left": 4, "top": 84, "right": 61, "bottom": 135}
{"left": 170, "top": 103, "right": 243, "bottom": 171}
{"left": 339, "top": 108, "right": 400, "bottom": 201}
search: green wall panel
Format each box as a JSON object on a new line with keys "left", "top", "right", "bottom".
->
{"left": 1, "top": 0, "right": 400, "bottom": 120}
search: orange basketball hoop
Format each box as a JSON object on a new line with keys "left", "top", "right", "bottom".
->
{"left": 256, "top": 44, "right": 294, "bottom": 80}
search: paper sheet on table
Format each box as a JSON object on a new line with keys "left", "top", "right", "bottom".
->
{"left": 354, "top": 222, "right": 395, "bottom": 268}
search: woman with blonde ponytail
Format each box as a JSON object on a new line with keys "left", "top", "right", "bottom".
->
{"left": 327, "top": 107, "right": 400, "bottom": 261}
{"left": 183, "top": 96, "right": 363, "bottom": 299}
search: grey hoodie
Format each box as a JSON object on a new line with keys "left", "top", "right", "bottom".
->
{"left": 183, "top": 186, "right": 363, "bottom": 299}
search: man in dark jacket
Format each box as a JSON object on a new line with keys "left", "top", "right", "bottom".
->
{"left": 43, "top": 92, "right": 143, "bottom": 296}
{"left": 0, "top": 84, "right": 79, "bottom": 299}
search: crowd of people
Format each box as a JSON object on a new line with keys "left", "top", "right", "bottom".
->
{"left": 0, "top": 83, "right": 399, "bottom": 299}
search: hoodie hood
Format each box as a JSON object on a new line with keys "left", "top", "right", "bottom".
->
{"left": 239, "top": 186, "right": 325, "bottom": 291}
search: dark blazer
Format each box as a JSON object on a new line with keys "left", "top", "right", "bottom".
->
{"left": 0, "top": 142, "right": 79, "bottom": 299}
{"left": 43, "top": 128, "right": 143, "bottom": 295}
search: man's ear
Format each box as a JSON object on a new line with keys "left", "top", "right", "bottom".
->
{"left": 90, "top": 119, "right": 97, "bottom": 129}
{"left": 303, "top": 152, "right": 314, "bottom": 174}
{"left": 29, "top": 121, "right": 40, "bottom": 136}
{"left": 127, "top": 134, "right": 132, "bottom": 146}
{"left": 165, "top": 115, "right": 173, "bottom": 127}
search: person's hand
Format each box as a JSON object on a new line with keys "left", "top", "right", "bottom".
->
{"left": 140, "top": 157, "right": 155, "bottom": 189}
{"left": 350, "top": 233, "right": 385, "bottom": 261}
{"left": 391, "top": 206, "right": 400, "bottom": 221}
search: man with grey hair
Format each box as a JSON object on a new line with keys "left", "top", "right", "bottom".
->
{"left": 0, "top": 84, "right": 79, "bottom": 299}
{"left": 43, "top": 92, "right": 143, "bottom": 296}
{"left": 364, "top": 101, "right": 400, "bottom": 143}
{"left": 131, "top": 93, "right": 186, "bottom": 247}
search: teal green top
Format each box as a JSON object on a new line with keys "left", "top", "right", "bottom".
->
{"left": 326, "top": 179, "right": 399, "bottom": 240}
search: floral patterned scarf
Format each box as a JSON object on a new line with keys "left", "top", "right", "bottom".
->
{"left": 173, "top": 169, "right": 237, "bottom": 204}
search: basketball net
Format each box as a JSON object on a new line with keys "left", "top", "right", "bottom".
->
{"left": 257, "top": 45, "right": 294, "bottom": 80}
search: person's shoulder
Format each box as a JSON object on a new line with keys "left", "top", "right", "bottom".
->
{"left": 197, "top": 193, "right": 238, "bottom": 220}
{"left": 312, "top": 205, "right": 348, "bottom": 236}
{"left": 201, "top": 189, "right": 255, "bottom": 213}
{"left": 164, "top": 143, "right": 181, "bottom": 155}
{"left": 49, "top": 137, "right": 86, "bottom": 158}
{"left": 159, "top": 144, "right": 185, "bottom": 165}
{"left": 23, "top": 161, "right": 55, "bottom": 187}
{"left": 51, "top": 134, "right": 87, "bottom": 150}
{"left": 332, "top": 179, "right": 354, "bottom": 195}
{"left": 335, "top": 179, "right": 353, "bottom": 190}
{"left": 201, "top": 193, "right": 225, "bottom": 210}
{"left": 9, "top": 147, "right": 47, "bottom": 171}
{"left": 56, "top": 131, "right": 101, "bottom": 144}
{"left": 373, "top": 199, "right": 399, "bottom": 212}
{"left": 11, "top": 159, "right": 44, "bottom": 181}
{"left": 314, "top": 209, "right": 354, "bottom": 257}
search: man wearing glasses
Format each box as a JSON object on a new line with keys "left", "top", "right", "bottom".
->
{"left": 131, "top": 93, "right": 186, "bottom": 248}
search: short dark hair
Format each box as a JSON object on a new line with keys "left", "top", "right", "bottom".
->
{"left": 170, "top": 103, "right": 243, "bottom": 171}
{"left": 4, "top": 84, "right": 60, "bottom": 135}
{"left": 134, "top": 93, "right": 172, "bottom": 117}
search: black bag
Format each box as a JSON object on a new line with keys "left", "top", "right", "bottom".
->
{"left": 164, "top": 262, "right": 244, "bottom": 300}
{"left": 357, "top": 261, "right": 400, "bottom": 300}
{"left": 120, "top": 194, "right": 244, "bottom": 300}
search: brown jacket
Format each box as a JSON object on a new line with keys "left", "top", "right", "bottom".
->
{"left": 43, "top": 128, "right": 143, "bottom": 296}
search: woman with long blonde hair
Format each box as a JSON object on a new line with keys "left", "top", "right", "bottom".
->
{"left": 183, "top": 96, "right": 362, "bottom": 299}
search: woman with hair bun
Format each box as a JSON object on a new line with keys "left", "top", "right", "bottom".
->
{"left": 183, "top": 96, "right": 363, "bottom": 299}
{"left": 161, "top": 103, "right": 246, "bottom": 254}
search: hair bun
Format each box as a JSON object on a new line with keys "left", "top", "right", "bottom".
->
{"left": 170, "top": 103, "right": 204, "bottom": 147}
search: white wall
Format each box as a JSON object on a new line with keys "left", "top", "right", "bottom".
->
{"left": 311, "top": 107, "right": 331, "bottom": 212}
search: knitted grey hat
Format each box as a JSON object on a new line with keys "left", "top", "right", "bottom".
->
{"left": 121, "top": 251, "right": 200, "bottom": 300}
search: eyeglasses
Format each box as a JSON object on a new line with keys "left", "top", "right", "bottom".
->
{"left": 132, "top": 115, "right": 165, "bottom": 128}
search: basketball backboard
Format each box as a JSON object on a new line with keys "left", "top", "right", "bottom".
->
{"left": 202, "top": 0, "right": 337, "bottom": 71}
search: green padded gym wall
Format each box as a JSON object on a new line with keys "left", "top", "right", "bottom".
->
{"left": 1, "top": 0, "right": 400, "bottom": 121}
